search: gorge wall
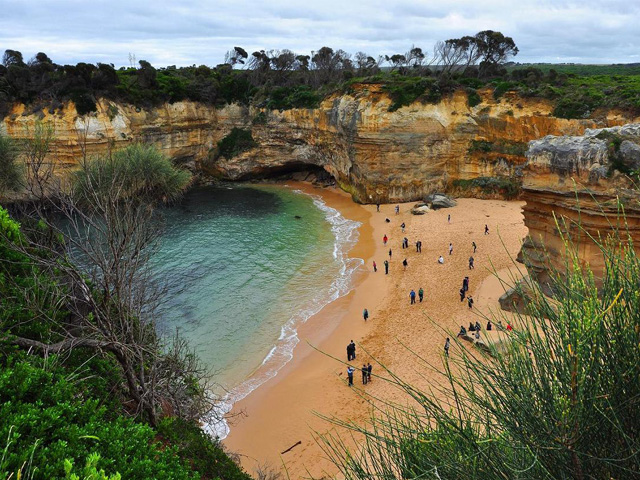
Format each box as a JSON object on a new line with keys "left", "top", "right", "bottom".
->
{"left": 519, "top": 124, "right": 640, "bottom": 287}
{"left": 2, "top": 85, "right": 637, "bottom": 203}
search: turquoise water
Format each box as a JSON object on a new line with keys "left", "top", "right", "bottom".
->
{"left": 150, "top": 184, "right": 361, "bottom": 436}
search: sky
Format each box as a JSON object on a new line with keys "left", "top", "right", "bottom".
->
{"left": 1, "top": 0, "right": 638, "bottom": 67}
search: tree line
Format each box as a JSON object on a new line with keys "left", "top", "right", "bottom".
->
{"left": 0, "top": 30, "right": 518, "bottom": 114}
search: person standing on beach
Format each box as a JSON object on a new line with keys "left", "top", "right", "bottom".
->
{"left": 384, "top": 260, "right": 389, "bottom": 274}
{"left": 347, "top": 366, "right": 354, "bottom": 386}
{"left": 395, "top": 205, "right": 400, "bottom": 215}
{"left": 449, "top": 243, "right": 453, "bottom": 255}
{"left": 472, "top": 241, "right": 477, "bottom": 253}
{"left": 376, "top": 203, "right": 380, "bottom": 212}
{"left": 402, "top": 258, "right": 408, "bottom": 270}
{"left": 373, "top": 261, "right": 377, "bottom": 272}
{"left": 347, "top": 342, "right": 353, "bottom": 361}
{"left": 410, "top": 289, "right": 416, "bottom": 304}
{"left": 447, "top": 214, "right": 451, "bottom": 224}
{"left": 485, "top": 224, "right": 489, "bottom": 235}
{"left": 469, "top": 256, "right": 475, "bottom": 269}
{"left": 350, "top": 340, "right": 356, "bottom": 359}
{"left": 363, "top": 308, "right": 369, "bottom": 321}
{"left": 416, "top": 240, "right": 422, "bottom": 253}
{"left": 367, "top": 363, "right": 372, "bottom": 382}
{"left": 467, "top": 295, "right": 474, "bottom": 309}
{"left": 403, "top": 237, "right": 409, "bottom": 249}
{"left": 438, "top": 255, "right": 444, "bottom": 264}
{"left": 383, "top": 234, "right": 388, "bottom": 245}
{"left": 401, "top": 222, "right": 405, "bottom": 232}
{"left": 389, "top": 249, "right": 392, "bottom": 259}
{"left": 463, "top": 276, "right": 469, "bottom": 292}
{"left": 362, "top": 364, "right": 368, "bottom": 384}
{"left": 460, "top": 288, "right": 465, "bottom": 302}
{"left": 418, "top": 287, "right": 424, "bottom": 302}
{"left": 444, "top": 337, "right": 450, "bottom": 356}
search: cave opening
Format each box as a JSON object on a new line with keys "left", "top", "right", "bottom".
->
{"left": 239, "top": 163, "right": 334, "bottom": 184}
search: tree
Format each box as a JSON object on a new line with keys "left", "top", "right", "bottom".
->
{"left": 224, "top": 46, "right": 248, "bottom": 67}
{"left": 0, "top": 132, "right": 22, "bottom": 195}
{"left": 311, "top": 47, "right": 351, "bottom": 85}
{"left": 385, "top": 53, "right": 407, "bottom": 71}
{"left": 22, "top": 121, "right": 56, "bottom": 201}
{"left": 3, "top": 144, "right": 203, "bottom": 426}
{"left": 137, "top": 60, "right": 157, "bottom": 89}
{"left": 475, "top": 30, "right": 518, "bottom": 77}
{"left": 406, "top": 46, "right": 425, "bottom": 68}
{"left": 2, "top": 49, "right": 25, "bottom": 67}
{"left": 435, "top": 36, "right": 482, "bottom": 75}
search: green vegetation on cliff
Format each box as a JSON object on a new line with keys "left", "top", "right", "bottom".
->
{"left": 215, "top": 128, "right": 258, "bottom": 160}
{"left": 2, "top": 31, "right": 639, "bottom": 119}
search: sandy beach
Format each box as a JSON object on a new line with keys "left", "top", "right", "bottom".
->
{"left": 224, "top": 183, "right": 528, "bottom": 479}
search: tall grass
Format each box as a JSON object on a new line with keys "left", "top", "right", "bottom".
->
{"left": 320, "top": 213, "right": 640, "bottom": 479}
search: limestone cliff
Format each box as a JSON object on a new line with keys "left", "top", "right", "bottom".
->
{"left": 519, "top": 124, "right": 640, "bottom": 288}
{"left": 2, "top": 86, "right": 637, "bottom": 203}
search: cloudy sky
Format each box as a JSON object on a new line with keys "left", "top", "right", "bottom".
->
{"left": 1, "top": 0, "right": 638, "bottom": 67}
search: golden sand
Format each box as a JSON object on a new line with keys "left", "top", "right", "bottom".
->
{"left": 224, "top": 183, "right": 528, "bottom": 478}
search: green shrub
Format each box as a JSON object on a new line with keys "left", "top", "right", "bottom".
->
{"left": 553, "top": 98, "right": 592, "bottom": 119}
{"left": 157, "top": 418, "right": 251, "bottom": 480}
{"left": 468, "top": 140, "right": 493, "bottom": 153}
{"left": 0, "top": 359, "right": 198, "bottom": 480}
{"left": 492, "top": 81, "right": 517, "bottom": 100}
{"left": 70, "top": 90, "right": 98, "bottom": 115}
{"left": 73, "top": 143, "right": 192, "bottom": 205}
{"left": 266, "top": 85, "right": 321, "bottom": 110}
{"left": 382, "top": 77, "right": 440, "bottom": 111}
{"left": 466, "top": 88, "right": 482, "bottom": 108}
{"left": 216, "top": 128, "right": 257, "bottom": 160}
{"left": 0, "top": 132, "right": 23, "bottom": 194}
{"left": 452, "top": 176, "right": 522, "bottom": 199}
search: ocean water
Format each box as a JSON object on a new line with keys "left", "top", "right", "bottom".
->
{"left": 150, "top": 184, "right": 362, "bottom": 437}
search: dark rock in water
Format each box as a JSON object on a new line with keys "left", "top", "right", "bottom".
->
{"left": 294, "top": 215, "right": 302, "bottom": 219}
{"left": 424, "top": 193, "right": 457, "bottom": 209}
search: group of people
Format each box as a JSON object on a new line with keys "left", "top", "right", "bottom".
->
{"left": 345, "top": 339, "right": 373, "bottom": 386}
{"left": 409, "top": 287, "right": 425, "bottom": 304}
{"left": 348, "top": 204, "right": 496, "bottom": 386}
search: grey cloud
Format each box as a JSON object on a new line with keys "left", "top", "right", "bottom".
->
{"left": 0, "top": 0, "right": 638, "bottom": 66}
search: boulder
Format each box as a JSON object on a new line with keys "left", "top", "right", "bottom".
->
{"left": 424, "top": 193, "right": 457, "bottom": 209}
{"left": 619, "top": 140, "right": 640, "bottom": 171}
{"left": 411, "top": 202, "right": 430, "bottom": 215}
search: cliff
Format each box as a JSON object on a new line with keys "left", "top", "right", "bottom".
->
{"left": 2, "top": 86, "right": 637, "bottom": 203}
{"left": 519, "top": 124, "right": 640, "bottom": 288}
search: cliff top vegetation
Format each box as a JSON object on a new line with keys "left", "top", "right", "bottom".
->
{"left": 1, "top": 31, "right": 639, "bottom": 120}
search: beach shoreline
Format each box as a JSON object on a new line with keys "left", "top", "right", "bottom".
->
{"left": 223, "top": 184, "right": 528, "bottom": 479}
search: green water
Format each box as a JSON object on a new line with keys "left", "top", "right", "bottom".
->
{"left": 151, "top": 184, "right": 361, "bottom": 435}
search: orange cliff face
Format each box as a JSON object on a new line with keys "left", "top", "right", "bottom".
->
{"left": 2, "top": 86, "right": 637, "bottom": 203}
{"left": 518, "top": 124, "right": 640, "bottom": 289}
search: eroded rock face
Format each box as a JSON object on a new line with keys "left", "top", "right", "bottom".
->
{"left": 2, "top": 87, "right": 637, "bottom": 203}
{"left": 519, "top": 124, "right": 640, "bottom": 286}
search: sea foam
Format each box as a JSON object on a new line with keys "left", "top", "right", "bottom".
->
{"left": 204, "top": 190, "right": 362, "bottom": 439}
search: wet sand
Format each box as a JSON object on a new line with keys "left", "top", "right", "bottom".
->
{"left": 224, "top": 184, "right": 528, "bottom": 479}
